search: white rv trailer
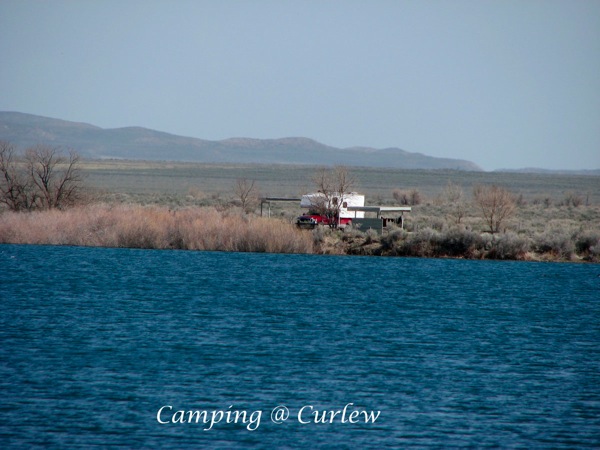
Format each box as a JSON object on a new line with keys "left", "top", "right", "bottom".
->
{"left": 300, "top": 192, "right": 365, "bottom": 219}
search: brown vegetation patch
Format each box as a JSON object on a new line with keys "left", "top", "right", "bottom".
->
{"left": 0, "top": 204, "right": 314, "bottom": 254}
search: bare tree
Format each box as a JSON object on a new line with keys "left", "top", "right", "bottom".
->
{"left": 393, "top": 188, "right": 422, "bottom": 206}
{"left": 443, "top": 181, "right": 466, "bottom": 225}
{"left": 234, "top": 178, "right": 258, "bottom": 213}
{"left": 311, "top": 166, "right": 356, "bottom": 228}
{"left": 24, "top": 145, "right": 82, "bottom": 210}
{"left": 0, "top": 141, "right": 22, "bottom": 210}
{"left": 0, "top": 141, "right": 37, "bottom": 211}
{"left": 473, "top": 184, "right": 516, "bottom": 234}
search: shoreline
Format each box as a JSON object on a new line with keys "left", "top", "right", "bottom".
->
{"left": 1, "top": 204, "right": 597, "bottom": 264}
{"left": 0, "top": 241, "right": 596, "bottom": 265}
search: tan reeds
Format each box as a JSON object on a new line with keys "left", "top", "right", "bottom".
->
{"left": 0, "top": 204, "right": 314, "bottom": 254}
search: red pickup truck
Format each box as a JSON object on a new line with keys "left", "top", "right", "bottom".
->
{"left": 296, "top": 213, "right": 353, "bottom": 229}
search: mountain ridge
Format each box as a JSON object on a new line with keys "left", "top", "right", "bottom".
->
{"left": 494, "top": 167, "right": 600, "bottom": 176}
{"left": 1, "top": 111, "right": 482, "bottom": 170}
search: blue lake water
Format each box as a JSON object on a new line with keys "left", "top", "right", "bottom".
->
{"left": 1, "top": 244, "right": 599, "bottom": 448}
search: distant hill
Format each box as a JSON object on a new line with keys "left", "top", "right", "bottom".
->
{"left": 494, "top": 167, "right": 600, "bottom": 176}
{"left": 0, "top": 111, "right": 482, "bottom": 170}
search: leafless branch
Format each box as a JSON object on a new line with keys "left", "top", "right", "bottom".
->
{"left": 234, "top": 178, "right": 258, "bottom": 213}
{"left": 473, "top": 184, "right": 515, "bottom": 234}
{"left": 310, "top": 166, "right": 356, "bottom": 228}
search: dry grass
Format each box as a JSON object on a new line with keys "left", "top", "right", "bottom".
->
{"left": 0, "top": 204, "right": 314, "bottom": 254}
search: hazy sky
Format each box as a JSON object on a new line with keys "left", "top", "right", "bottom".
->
{"left": 1, "top": 0, "right": 599, "bottom": 170}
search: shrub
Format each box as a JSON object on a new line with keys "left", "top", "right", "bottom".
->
{"left": 534, "top": 229, "right": 575, "bottom": 259}
{"left": 436, "top": 227, "right": 484, "bottom": 257}
{"left": 364, "top": 228, "right": 380, "bottom": 244}
{"left": 488, "top": 232, "right": 530, "bottom": 260}
{"left": 589, "top": 244, "right": 600, "bottom": 262}
{"left": 380, "top": 228, "right": 407, "bottom": 252}
{"left": 387, "top": 227, "right": 439, "bottom": 257}
{"left": 312, "top": 225, "right": 326, "bottom": 246}
{"left": 341, "top": 227, "right": 365, "bottom": 242}
{"left": 575, "top": 230, "right": 600, "bottom": 257}
{"left": 563, "top": 191, "right": 584, "bottom": 207}
{"left": 430, "top": 216, "right": 447, "bottom": 232}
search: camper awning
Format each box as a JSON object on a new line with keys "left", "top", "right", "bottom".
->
{"left": 347, "top": 206, "right": 411, "bottom": 218}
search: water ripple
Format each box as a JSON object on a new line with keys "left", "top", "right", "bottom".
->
{"left": 1, "top": 245, "right": 599, "bottom": 448}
